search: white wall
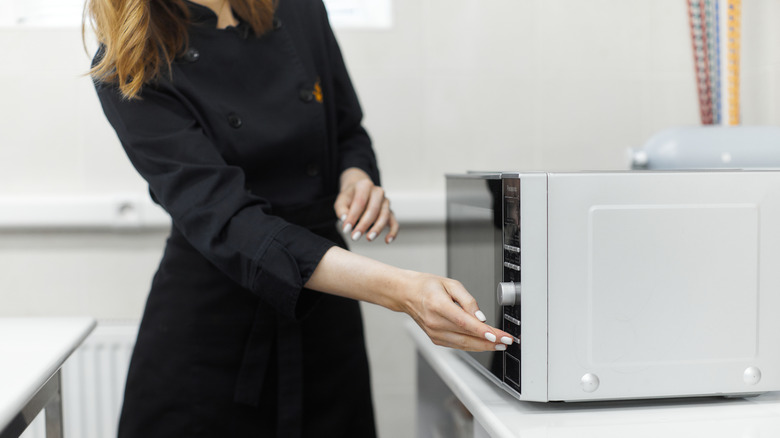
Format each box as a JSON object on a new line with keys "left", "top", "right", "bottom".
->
{"left": 344, "top": 0, "right": 780, "bottom": 193}
{"left": 2, "top": 1, "right": 779, "bottom": 437}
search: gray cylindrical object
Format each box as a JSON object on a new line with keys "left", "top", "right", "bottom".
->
{"left": 631, "top": 126, "right": 780, "bottom": 170}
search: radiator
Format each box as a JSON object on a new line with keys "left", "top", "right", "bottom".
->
{"left": 20, "top": 321, "right": 138, "bottom": 438}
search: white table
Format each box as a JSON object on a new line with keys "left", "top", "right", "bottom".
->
{"left": 0, "top": 318, "right": 96, "bottom": 438}
{"left": 408, "top": 322, "right": 780, "bottom": 438}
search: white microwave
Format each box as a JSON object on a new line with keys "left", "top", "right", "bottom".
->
{"left": 446, "top": 171, "right": 780, "bottom": 402}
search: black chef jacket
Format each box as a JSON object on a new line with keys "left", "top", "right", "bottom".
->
{"left": 94, "top": 1, "right": 379, "bottom": 437}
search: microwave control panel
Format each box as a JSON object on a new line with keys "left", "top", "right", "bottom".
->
{"left": 502, "top": 178, "right": 522, "bottom": 394}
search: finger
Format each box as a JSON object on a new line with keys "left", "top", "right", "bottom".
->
{"left": 344, "top": 180, "right": 372, "bottom": 234}
{"left": 366, "top": 200, "right": 391, "bottom": 242}
{"left": 333, "top": 191, "right": 353, "bottom": 223}
{"left": 385, "top": 211, "right": 399, "bottom": 244}
{"left": 438, "top": 289, "right": 514, "bottom": 346}
{"left": 352, "top": 187, "right": 385, "bottom": 240}
{"left": 425, "top": 328, "right": 509, "bottom": 352}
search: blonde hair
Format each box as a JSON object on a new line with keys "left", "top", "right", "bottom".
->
{"left": 85, "top": 0, "right": 276, "bottom": 99}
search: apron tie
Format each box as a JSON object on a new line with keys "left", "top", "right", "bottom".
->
{"left": 275, "top": 318, "right": 303, "bottom": 438}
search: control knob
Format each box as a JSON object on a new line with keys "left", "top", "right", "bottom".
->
{"left": 497, "top": 282, "right": 521, "bottom": 306}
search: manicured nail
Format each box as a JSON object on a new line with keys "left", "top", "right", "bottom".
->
{"left": 368, "top": 232, "right": 377, "bottom": 241}
{"left": 475, "top": 310, "right": 486, "bottom": 322}
{"left": 340, "top": 214, "right": 347, "bottom": 222}
{"left": 495, "top": 344, "right": 507, "bottom": 351}
{"left": 501, "top": 336, "right": 513, "bottom": 345}
{"left": 484, "top": 332, "right": 496, "bottom": 343}
{"left": 387, "top": 236, "right": 394, "bottom": 244}
{"left": 351, "top": 231, "right": 362, "bottom": 241}
{"left": 343, "top": 223, "right": 352, "bottom": 234}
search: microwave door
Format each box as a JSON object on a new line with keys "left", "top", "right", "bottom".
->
{"left": 446, "top": 176, "right": 504, "bottom": 379}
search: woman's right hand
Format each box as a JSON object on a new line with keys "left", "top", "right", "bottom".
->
{"left": 305, "top": 247, "right": 513, "bottom": 352}
{"left": 399, "top": 272, "right": 514, "bottom": 352}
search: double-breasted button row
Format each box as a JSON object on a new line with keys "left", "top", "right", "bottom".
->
{"left": 225, "top": 88, "right": 311, "bottom": 130}
{"left": 182, "top": 18, "right": 279, "bottom": 63}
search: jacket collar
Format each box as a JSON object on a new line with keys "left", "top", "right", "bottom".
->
{"left": 184, "top": 1, "right": 252, "bottom": 37}
{"left": 184, "top": 1, "right": 219, "bottom": 26}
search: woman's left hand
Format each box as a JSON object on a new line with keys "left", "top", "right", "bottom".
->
{"left": 334, "top": 168, "right": 399, "bottom": 243}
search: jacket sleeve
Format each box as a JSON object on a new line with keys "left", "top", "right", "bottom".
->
{"left": 318, "top": 2, "right": 382, "bottom": 186}
{"left": 95, "top": 80, "right": 334, "bottom": 320}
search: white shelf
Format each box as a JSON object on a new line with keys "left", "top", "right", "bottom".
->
{"left": 408, "top": 321, "right": 780, "bottom": 438}
{"left": 0, "top": 191, "right": 444, "bottom": 230}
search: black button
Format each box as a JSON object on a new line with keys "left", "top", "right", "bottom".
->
{"left": 273, "top": 17, "right": 282, "bottom": 30}
{"left": 299, "top": 89, "right": 314, "bottom": 103}
{"left": 183, "top": 47, "right": 200, "bottom": 63}
{"left": 306, "top": 163, "right": 320, "bottom": 177}
{"left": 227, "top": 113, "right": 242, "bottom": 128}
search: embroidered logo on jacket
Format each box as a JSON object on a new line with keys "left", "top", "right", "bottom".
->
{"left": 313, "top": 79, "right": 323, "bottom": 103}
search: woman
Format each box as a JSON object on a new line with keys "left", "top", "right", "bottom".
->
{"left": 86, "top": 0, "right": 512, "bottom": 436}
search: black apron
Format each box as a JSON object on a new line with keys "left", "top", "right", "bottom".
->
{"left": 117, "top": 198, "right": 376, "bottom": 438}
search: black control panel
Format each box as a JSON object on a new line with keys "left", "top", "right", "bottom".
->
{"left": 502, "top": 178, "right": 522, "bottom": 393}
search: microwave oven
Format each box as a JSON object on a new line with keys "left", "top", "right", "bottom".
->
{"left": 446, "top": 171, "right": 780, "bottom": 402}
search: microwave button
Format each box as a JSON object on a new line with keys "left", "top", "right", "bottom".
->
{"left": 497, "top": 282, "right": 521, "bottom": 306}
{"left": 503, "top": 313, "right": 521, "bottom": 326}
{"left": 503, "top": 261, "right": 521, "bottom": 271}
{"left": 503, "top": 244, "right": 520, "bottom": 253}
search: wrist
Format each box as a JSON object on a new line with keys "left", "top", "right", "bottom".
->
{"left": 339, "top": 167, "right": 371, "bottom": 190}
{"left": 383, "top": 268, "right": 423, "bottom": 314}
{"left": 306, "top": 247, "right": 417, "bottom": 313}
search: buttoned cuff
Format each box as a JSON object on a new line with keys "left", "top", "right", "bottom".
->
{"left": 251, "top": 224, "right": 335, "bottom": 320}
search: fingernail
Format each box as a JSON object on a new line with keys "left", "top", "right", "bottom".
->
{"left": 343, "top": 223, "right": 352, "bottom": 234}
{"left": 351, "top": 231, "right": 362, "bottom": 241}
{"left": 387, "top": 236, "right": 394, "bottom": 244}
{"left": 495, "top": 344, "right": 507, "bottom": 351}
{"left": 501, "top": 336, "right": 513, "bottom": 345}
{"left": 484, "top": 332, "right": 496, "bottom": 343}
{"left": 340, "top": 214, "right": 347, "bottom": 222}
{"left": 368, "top": 232, "right": 377, "bottom": 241}
{"left": 475, "top": 310, "right": 486, "bottom": 322}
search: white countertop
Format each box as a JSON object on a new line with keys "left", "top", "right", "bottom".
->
{"left": 0, "top": 317, "right": 96, "bottom": 431}
{"left": 407, "top": 322, "right": 780, "bottom": 438}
